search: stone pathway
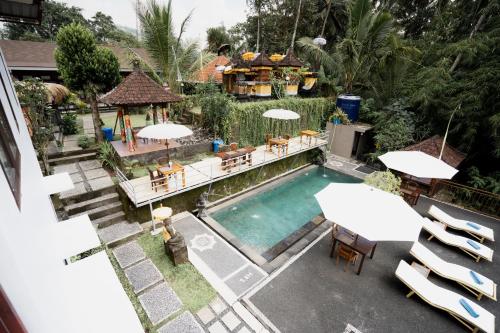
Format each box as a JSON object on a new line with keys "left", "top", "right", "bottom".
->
{"left": 54, "top": 159, "right": 114, "bottom": 199}
{"left": 81, "top": 114, "right": 96, "bottom": 138}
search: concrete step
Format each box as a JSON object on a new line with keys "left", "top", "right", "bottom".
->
{"left": 69, "top": 201, "right": 123, "bottom": 221}
{"left": 92, "top": 211, "right": 126, "bottom": 229}
{"left": 65, "top": 192, "right": 120, "bottom": 215}
{"left": 49, "top": 152, "right": 97, "bottom": 166}
{"left": 61, "top": 186, "right": 116, "bottom": 206}
{"left": 97, "top": 221, "right": 143, "bottom": 247}
{"left": 48, "top": 147, "right": 97, "bottom": 159}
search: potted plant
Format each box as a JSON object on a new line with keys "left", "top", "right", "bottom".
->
{"left": 329, "top": 107, "right": 351, "bottom": 125}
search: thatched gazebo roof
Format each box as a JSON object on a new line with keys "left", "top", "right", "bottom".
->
{"left": 403, "top": 135, "right": 466, "bottom": 168}
{"left": 100, "top": 69, "right": 182, "bottom": 106}
{"left": 251, "top": 52, "right": 274, "bottom": 67}
{"left": 279, "top": 49, "right": 304, "bottom": 67}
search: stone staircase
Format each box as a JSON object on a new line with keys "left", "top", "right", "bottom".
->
{"left": 48, "top": 148, "right": 98, "bottom": 166}
{"left": 63, "top": 187, "right": 143, "bottom": 248}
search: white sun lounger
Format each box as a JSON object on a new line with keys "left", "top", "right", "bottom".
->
{"left": 428, "top": 205, "right": 494, "bottom": 243}
{"left": 421, "top": 218, "right": 493, "bottom": 262}
{"left": 396, "top": 260, "right": 495, "bottom": 333}
{"left": 410, "top": 242, "right": 497, "bottom": 301}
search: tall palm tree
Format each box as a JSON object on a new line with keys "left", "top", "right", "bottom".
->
{"left": 138, "top": 0, "right": 213, "bottom": 91}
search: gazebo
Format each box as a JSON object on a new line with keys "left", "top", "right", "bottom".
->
{"left": 100, "top": 67, "right": 183, "bottom": 152}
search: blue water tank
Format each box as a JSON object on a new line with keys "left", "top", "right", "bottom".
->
{"left": 102, "top": 127, "right": 113, "bottom": 141}
{"left": 336, "top": 94, "right": 361, "bottom": 122}
{"left": 212, "top": 139, "right": 224, "bottom": 152}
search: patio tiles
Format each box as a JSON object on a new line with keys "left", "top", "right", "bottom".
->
{"left": 208, "top": 321, "right": 228, "bottom": 333}
{"left": 53, "top": 162, "right": 78, "bottom": 174}
{"left": 196, "top": 305, "right": 215, "bottom": 325}
{"left": 59, "top": 181, "right": 86, "bottom": 199}
{"left": 221, "top": 311, "right": 241, "bottom": 331}
{"left": 79, "top": 159, "right": 102, "bottom": 171}
{"left": 112, "top": 241, "right": 146, "bottom": 269}
{"left": 157, "top": 311, "right": 203, "bottom": 333}
{"left": 88, "top": 176, "right": 114, "bottom": 191}
{"left": 248, "top": 197, "right": 500, "bottom": 333}
{"left": 138, "top": 282, "right": 182, "bottom": 325}
{"left": 83, "top": 168, "right": 109, "bottom": 180}
{"left": 124, "top": 259, "right": 163, "bottom": 294}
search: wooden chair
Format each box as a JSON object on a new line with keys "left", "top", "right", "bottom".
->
{"left": 336, "top": 244, "right": 359, "bottom": 272}
{"left": 157, "top": 157, "right": 169, "bottom": 166}
{"left": 148, "top": 168, "right": 164, "bottom": 192}
{"left": 230, "top": 142, "right": 238, "bottom": 151}
{"left": 283, "top": 134, "right": 291, "bottom": 140}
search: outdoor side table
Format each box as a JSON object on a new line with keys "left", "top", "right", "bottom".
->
{"left": 268, "top": 138, "right": 289, "bottom": 157}
{"left": 157, "top": 163, "right": 186, "bottom": 191}
{"left": 300, "top": 130, "right": 319, "bottom": 146}
{"left": 330, "top": 228, "right": 377, "bottom": 275}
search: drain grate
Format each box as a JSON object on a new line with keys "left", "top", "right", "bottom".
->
{"left": 354, "top": 165, "right": 377, "bottom": 174}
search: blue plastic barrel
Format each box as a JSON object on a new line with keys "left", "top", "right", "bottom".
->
{"left": 102, "top": 127, "right": 113, "bottom": 141}
{"left": 212, "top": 139, "right": 224, "bottom": 152}
{"left": 336, "top": 94, "right": 361, "bottom": 122}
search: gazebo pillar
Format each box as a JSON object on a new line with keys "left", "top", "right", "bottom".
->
{"left": 117, "top": 106, "right": 126, "bottom": 143}
{"left": 124, "top": 113, "right": 135, "bottom": 152}
{"left": 162, "top": 103, "right": 168, "bottom": 123}
{"left": 153, "top": 105, "right": 158, "bottom": 124}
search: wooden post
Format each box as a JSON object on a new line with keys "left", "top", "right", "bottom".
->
{"left": 153, "top": 105, "right": 158, "bottom": 124}
{"left": 118, "top": 106, "right": 126, "bottom": 143}
{"left": 125, "top": 114, "right": 135, "bottom": 152}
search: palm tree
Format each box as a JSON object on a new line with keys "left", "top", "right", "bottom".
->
{"left": 138, "top": 0, "right": 213, "bottom": 91}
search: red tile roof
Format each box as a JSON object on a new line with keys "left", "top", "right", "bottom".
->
{"left": 192, "top": 55, "right": 229, "bottom": 83}
{"left": 100, "top": 69, "right": 182, "bottom": 106}
{"left": 403, "top": 135, "right": 466, "bottom": 167}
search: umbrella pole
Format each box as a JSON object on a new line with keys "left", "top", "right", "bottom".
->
{"left": 166, "top": 140, "right": 170, "bottom": 163}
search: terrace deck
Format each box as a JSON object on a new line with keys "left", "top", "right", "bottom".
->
{"left": 118, "top": 135, "right": 328, "bottom": 207}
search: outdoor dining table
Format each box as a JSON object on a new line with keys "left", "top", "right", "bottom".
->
{"left": 300, "top": 130, "right": 319, "bottom": 146}
{"left": 268, "top": 137, "right": 289, "bottom": 157}
{"left": 157, "top": 162, "right": 186, "bottom": 190}
{"left": 330, "top": 226, "right": 378, "bottom": 275}
{"left": 218, "top": 147, "right": 256, "bottom": 171}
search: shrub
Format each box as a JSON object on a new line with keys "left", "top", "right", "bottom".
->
{"left": 77, "top": 135, "right": 91, "bottom": 149}
{"left": 97, "top": 141, "right": 118, "bottom": 169}
{"left": 61, "top": 113, "right": 78, "bottom": 135}
{"left": 364, "top": 171, "right": 402, "bottom": 195}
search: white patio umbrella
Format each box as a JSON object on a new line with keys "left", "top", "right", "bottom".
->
{"left": 137, "top": 123, "right": 193, "bottom": 160}
{"left": 263, "top": 109, "right": 300, "bottom": 136}
{"left": 378, "top": 151, "right": 458, "bottom": 179}
{"left": 315, "top": 183, "right": 423, "bottom": 241}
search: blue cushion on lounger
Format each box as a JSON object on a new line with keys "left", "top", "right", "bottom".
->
{"left": 469, "top": 271, "right": 484, "bottom": 285}
{"left": 459, "top": 299, "right": 479, "bottom": 318}
{"left": 467, "top": 239, "right": 480, "bottom": 249}
{"left": 466, "top": 222, "right": 481, "bottom": 230}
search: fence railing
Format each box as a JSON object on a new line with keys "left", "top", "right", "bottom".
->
{"left": 431, "top": 180, "right": 500, "bottom": 219}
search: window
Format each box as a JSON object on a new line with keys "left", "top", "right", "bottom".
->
{"left": 0, "top": 101, "right": 21, "bottom": 208}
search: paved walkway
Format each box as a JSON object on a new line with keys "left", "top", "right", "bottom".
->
{"left": 81, "top": 113, "right": 96, "bottom": 138}
{"left": 53, "top": 159, "right": 114, "bottom": 199}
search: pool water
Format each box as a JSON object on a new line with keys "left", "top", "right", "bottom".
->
{"left": 210, "top": 167, "right": 361, "bottom": 253}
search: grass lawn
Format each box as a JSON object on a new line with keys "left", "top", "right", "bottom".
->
{"left": 77, "top": 113, "right": 148, "bottom": 131}
{"left": 137, "top": 233, "right": 216, "bottom": 313}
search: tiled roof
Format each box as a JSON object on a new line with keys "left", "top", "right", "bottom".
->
{"left": 0, "top": 40, "right": 156, "bottom": 71}
{"left": 403, "top": 135, "right": 466, "bottom": 167}
{"left": 100, "top": 69, "right": 182, "bottom": 106}
{"left": 279, "top": 49, "right": 303, "bottom": 67}
{"left": 251, "top": 52, "right": 274, "bottom": 67}
{"left": 192, "top": 55, "right": 229, "bottom": 83}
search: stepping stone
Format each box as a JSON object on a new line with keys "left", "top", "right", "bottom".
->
{"left": 70, "top": 173, "right": 83, "bottom": 183}
{"left": 53, "top": 163, "right": 78, "bottom": 174}
{"left": 209, "top": 297, "right": 227, "bottom": 315}
{"left": 138, "top": 282, "right": 182, "bottom": 325}
{"left": 196, "top": 305, "right": 215, "bottom": 325}
{"left": 112, "top": 241, "right": 146, "bottom": 269}
{"left": 97, "top": 221, "right": 143, "bottom": 247}
{"left": 124, "top": 259, "right": 163, "bottom": 294}
{"left": 221, "top": 311, "right": 241, "bottom": 331}
{"left": 208, "top": 321, "right": 228, "bottom": 333}
{"left": 88, "top": 177, "right": 114, "bottom": 191}
{"left": 60, "top": 182, "right": 86, "bottom": 199}
{"left": 158, "top": 311, "right": 204, "bottom": 333}
{"left": 84, "top": 168, "right": 109, "bottom": 180}
{"left": 79, "top": 160, "right": 102, "bottom": 171}
{"left": 237, "top": 328, "right": 251, "bottom": 333}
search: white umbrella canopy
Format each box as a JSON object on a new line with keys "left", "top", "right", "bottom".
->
{"left": 378, "top": 151, "right": 458, "bottom": 179}
{"left": 315, "top": 183, "right": 423, "bottom": 241}
{"left": 137, "top": 123, "right": 193, "bottom": 140}
{"left": 262, "top": 109, "right": 300, "bottom": 120}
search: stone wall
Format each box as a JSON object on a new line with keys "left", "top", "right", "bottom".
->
{"left": 121, "top": 149, "right": 318, "bottom": 223}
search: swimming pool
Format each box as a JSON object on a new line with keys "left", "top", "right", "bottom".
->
{"left": 209, "top": 167, "right": 361, "bottom": 256}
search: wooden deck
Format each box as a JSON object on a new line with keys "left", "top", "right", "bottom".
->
{"left": 118, "top": 135, "right": 328, "bottom": 207}
{"left": 111, "top": 139, "right": 180, "bottom": 158}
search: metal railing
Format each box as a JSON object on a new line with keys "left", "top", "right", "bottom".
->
{"left": 431, "top": 180, "right": 500, "bottom": 219}
{"left": 116, "top": 132, "right": 329, "bottom": 207}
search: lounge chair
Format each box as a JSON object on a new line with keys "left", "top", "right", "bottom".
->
{"left": 428, "top": 205, "right": 494, "bottom": 243}
{"left": 410, "top": 242, "right": 497, "bottom": 301}
{"left": 421, "top": 218, "right": 493, "bottom": 262}
{"left": 395, "top": 260, "right": 495, "bottom": 333}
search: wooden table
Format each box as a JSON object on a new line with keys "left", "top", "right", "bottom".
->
{"left": 268, "top": 138, "right": 289, "bottom": 157}
{"left": 330, "top": 227, "right": 377, "bottom": 275}
{"left": 300, "top": 130, "right": 319, "bottom": 145}
{"left": 217, "top": 147, "right": 255, "bottom": 171}
{"left": 401, "top": 187, "right": 420, "bottom": 206}
{"left": 157, "top": 163, "right": 186, "bottom": 190}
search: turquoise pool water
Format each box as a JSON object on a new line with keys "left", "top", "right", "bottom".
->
{"left": 210, "top": 167, "right": 361, "bottom": 253}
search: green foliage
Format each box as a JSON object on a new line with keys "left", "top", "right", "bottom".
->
{"left": 206, "top": 25, "right": 231, "bottom": 53}
{"left": 170, "top": 95, "right": 196, "bottom": 121}
{"left": 467, "top": 167, "right": 500, "bottom": 194}
{"left": 61, "top": 113, "right": 78, "bottom": 135}
{"left": 199, "top": 92, "right": 234, "bottom": 140}
{"left": 328, "top": 107, "right": 351, "bottom": 125}
{"left": 364, "top": 171, "right": 402, "bottom": 195}
{"left": 97, "top": 141, "right": 119, "bottom": 170}
{"left": 77, "top": 135, "right": 91, "bottom": 149}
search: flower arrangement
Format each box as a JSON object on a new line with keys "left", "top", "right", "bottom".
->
{"left": 328, "top": 107, "right": 351, "bottom": 125}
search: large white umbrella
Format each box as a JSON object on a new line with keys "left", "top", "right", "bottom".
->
{"left": 315, "top": 183, "right": 423, "bottom": 241}
{"left": 137, "top": 123, "right": 193, "bottom": 160}
{"left": 378, "top": 151, "right": 458, "bottom": 179}
{"left": 262, "top": 109, "right": 300, "bottom": 120}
